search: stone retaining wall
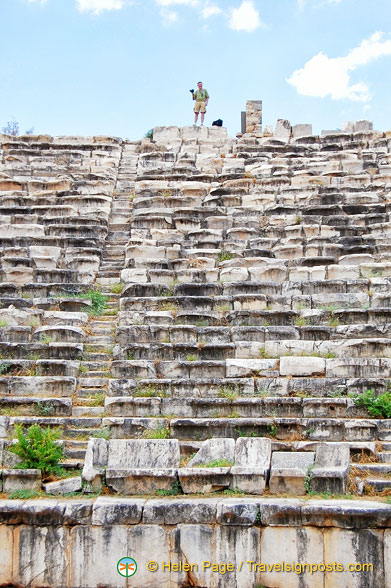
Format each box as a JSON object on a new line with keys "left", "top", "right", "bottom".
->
{"left": 0, "top": 497, "right": 390, "bottom": 587}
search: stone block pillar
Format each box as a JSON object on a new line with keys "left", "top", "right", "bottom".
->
{"left": 246, "top": 100, "right": 262, "bottom": 134}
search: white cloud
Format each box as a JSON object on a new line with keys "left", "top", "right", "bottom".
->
{"left": 161, "top": 9, "right": 180, "bottom": 23}
{"left": 201, "top": 3, "right": 222, "bottom": 18}
{"left": 76, "top": 0, "right": 124, "bottom": 15}
{"left": 228, "top": 1, "right": 264, "bottom": 33}
{"left": 287, "top": 32, "right": 391, "bottom": 102}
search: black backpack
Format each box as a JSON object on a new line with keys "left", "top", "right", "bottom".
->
{"left": 212, "top": 119, "right": 223, "bottom": 127}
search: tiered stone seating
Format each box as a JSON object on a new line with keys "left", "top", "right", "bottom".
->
{"left": 1, "top": 123, "right": 391, "bottom": 498}
{"left": 110, "top": 125, "right": 391, "bottom": 496}
{"left": 0, "top": 133, "right": 122, "bottom": 471}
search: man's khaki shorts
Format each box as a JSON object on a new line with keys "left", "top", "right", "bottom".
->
{"left": 194, "top": 101, "right": 206, "bottom": 113}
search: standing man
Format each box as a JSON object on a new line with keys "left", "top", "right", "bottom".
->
{"left": 191, "top": 81, "right": 209, "bottom": 126}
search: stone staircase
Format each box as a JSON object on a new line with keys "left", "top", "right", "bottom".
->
{"left": 1, "top": 124, "right": 391, "bottom": 498}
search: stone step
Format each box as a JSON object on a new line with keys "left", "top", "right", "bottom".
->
{"left": 59, "top": 458, "right": 84, "bottom": 469}
{"left": 82, "top": 352, "right": 113, "bottom": 361}
{"left": 362, "top": 478, "right": 391, "bottom": 492}
{"left": 76, "top": 388, "right": 109, "bottom": 398}
{"left": 103, "top": 395, "right": 367, "bottom": 419}
{"left": 78, "top": 377, "right": 109, "bottom": 388}
{"left": 85, "top": 335, "right": 114, "bottom": 346}
{"left": 72, "top": 406, "right": 105, "bottom": 417}
{"left": 377, "top": 452, "right": 391, "bottom": 463}
{"left": 79, "top": 360, "right": 110, "bottom": 370}
{"left": 354, "top": 463, "right": 391, "bottom": 475}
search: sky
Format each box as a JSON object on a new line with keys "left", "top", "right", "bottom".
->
{"left": 1, "top": 0, "right": 391, "bottom": 139}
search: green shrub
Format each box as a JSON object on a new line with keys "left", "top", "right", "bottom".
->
{"left": 353, "top": 389, "right": 391, "bottom": 418}
{"left": 86, "top": 290, "right": 107, "bottom": 315}
{"left": 9, "top": 425, "right": 64, "bottom": 476}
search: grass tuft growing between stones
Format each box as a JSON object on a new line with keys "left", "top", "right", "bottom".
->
{"left": 156, "top": 480, "right": 182, "bottom": 496}
{"left": 8, "top": 489, "right": 41, "bottom": 500}
{"left": 110, "top": 282, "right": 125, "bottom": 294}
{"left": 144, "top": 426, "right": 170, "bottom": 439}
{"left": 134, "top": 384, "right": 166, "bottom": 398}
{"left": 195, "top": 459, "right": 233, "bottom": 468}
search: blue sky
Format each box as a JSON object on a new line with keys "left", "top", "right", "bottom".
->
{"left": 1, "top": 0, "right": 391, "bottom": 139}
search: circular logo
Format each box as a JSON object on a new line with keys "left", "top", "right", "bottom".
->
{"left": 117, "top": 557, "right": 137, "bottom": 577}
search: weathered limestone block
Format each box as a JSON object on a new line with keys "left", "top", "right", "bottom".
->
{"left": 153, "top": 125, "right": 181, "bottom": 143}
{"left": 176, "top": 524, "right": 214, "bottom": 587}
{"left": 179, "top": 467, "right": 232, "bottom": 494}
{"left": 249, "top": 265, "right": 288, "bottom": 282}
{"left": 0, "top": 524, "right": 12, "bottom": 583}
{"left": 33, "top": 325, "right": 86, "bottom": 343}
{"left": 120, "top": 268, "right": 149, "bottom": 283}
{"left": 289, "top": 266, "right": 326, "bottom": 281}
{"left": 70, "top": 524, "right": 129, "bottom": 588}
{"left": 326, "top": 358, "right": 391, "bottom": 378}
{"left": 3, "top": 267, "right": 34, "bottom": 284}
{"left": 274, "top": 119, "right": 292, "bottom": 140}
{"left": 280, "top": 356, "right": 326, "bottom": 376}
{"left": 226, "top": 359, "right": 279, "bottom": 378}
{"left": 179, "top": 438, "right": 234, "bottom": 494}
{"left": 14, "top": 525, "right": 69, "bottom": 588}
{"left": 0, "top": 224, "right": 45, "bottom": 238}
{"left": 8, "top": 376, "right": 77, "bottom": 396}
{"left": 231, "top": 437, "right": 271, "bottom": 494}
{"left": 2, "top": 469, "right": 41, "bottom": 492}
{"left": 143, "top": 498, "right": 219, "bottom": 525}
{"left": 324, "top": 528, "right": 383, "bottom": 588}
{"left": 246, "top": 100, "right": 262, "bottom": 134}
{"left": 220, "top": 267, "right": 249, "bottom": 282}
{"left": 188, "top": 438, "right": 235, "bottom": 467}
{"left": 292, "top": 124, "right": 312, "bottom": 138}
{"left": 104, "top": 396, "right": 161, "bottom": 417}
{"left": 215, "top": 525, "right": 262, "bottom": 588}
{"left": 0, "top": 416, "right": 9, "bottom": 438}
{"left": 216, "top": 498, "right": 259, "bottom": 526}
{"left": 43, "top": 311, "right": 88, "bottom": 327}
{"left": 81, "top": 437, "right": 108, "bottom": 492}
{"left": 361, "top": 262, "right": 391, "bottom": 278}
{"left": 310, "top": 443, "right": 350, "bottom": 494}
{"left": 83, "top": 438, "right": 180, "bottom": 494}
{"left": 235, "top": 341, "right": 270, "bottom": 360}
{"left": 260, "top": 527, "right": 324, "bottom": 588}
{"left": 92, "top": 497, "right": 145, "bottom": 525}
{"left": 269, "top": 452, "right": 315, "bottom": 495}
{"left": 328, "top": 265, "right": 360, "bottom": 280}
{"left": 338, "top": 254, "right": 374, "bottom": 266}
{"left": 43, "top": 476, "right": 82, "bottom": 495}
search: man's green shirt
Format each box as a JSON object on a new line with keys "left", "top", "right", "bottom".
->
{"left": 193, "top": 89, "right": 209, "bottom": 101}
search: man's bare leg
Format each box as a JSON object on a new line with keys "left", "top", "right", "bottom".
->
{"left": 201, "top": 112, "right": 205, "bottom": 125}
{"left": 194, "top": 112, "right": 199, "bottom": 124}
